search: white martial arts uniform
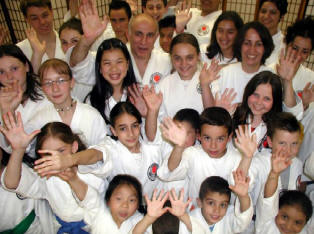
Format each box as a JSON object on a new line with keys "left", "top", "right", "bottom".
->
{"left": 200, "top": 44, "right": 238, "bottom": 65}
{"left": 157, "top": 71, "right": 204, "bottom": 117}
{"left": 127, "top": 44, "right": 172, "bottom": 85}
{"left": 157, "top": 145, "right": 242, "bottom": 207}
{"left": 180, "top": 198, "right": 253, "bottom": 234}
{"left": 25, "top": 100, "right": 107, "bottom": 147}
{"left": 305, "top": 152, "right": 314, "bottom": 180}
{"left": 265, "top": 30, "right": 284, "bottom": 66}
{"left": 185, "top": 9, "right": 222, "bottom": 46}
{"left": 17, "top": 30, "right": 66, "bottom": 63}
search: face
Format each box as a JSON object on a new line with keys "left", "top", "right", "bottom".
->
{"left": 247, "top": 83, "right": 273, "bottom": 119}
{"left": 216, "top": 20, "right": 238, "bottom": 53}
{"left": 130, "top": 18, "right": 158, "bottom": 59}
{"left": 159, "top": 27, "right": 175, "bottom": 53}
{"left": 0, "top": 56, "right": 29, "bottom": 91}
{"left": 107, "top": 184, "right": 139, "bottom": 227}
{"left": 60, "top": 28, "right": 82, "bottom": 53}
{"left": 143, "top": 0, "right": 167, "bottom": 22}
{"left": 241, "top": 28, "right": 265, "bottom": 72}
{"left": 110, "top": 9, "right": 130, "bottom": 38}
{"left": 171, "top": 43, "right": 199, "bottom": 80}
{"left": 175, "top": 120, "right": 197, "bottom": 148}
{"left": 258, "top": 1, "right": 281, "bottom": 35}
{"left": 275, "top": 205, "right": 307, "bottom": 234}
{"left": 200, "top": 0, "right": 220, "bottom": 15}
{"left": 200, "top": 125, "right": 230, "bottom": 158}
{"left": 41, "top": 136, "right": 78, "bottom": 155}
{"left": 289, "top": 36, "right": 312, "bottom": 64}
{"left": 268, "top": 130, "right": 301, "bottom": 158}
{"left": 111, "top": 113, "right": 141, "bottom": 153}
{"left": 25, "top": 6, "right": 54, "bottom": 35}
{"left": 41, "top": 68, "right": 74, "bottom": 108}
{"left": 198, "top": 192, "right": 229, "bottom": 225}
{"left": 100, "top": 49, "right": 129, "bottom": 88}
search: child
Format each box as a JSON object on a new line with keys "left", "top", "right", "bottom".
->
{"left": 1, "top": 112, "right": 107, "bottom": 233}
{"left": 59, "top": 17, "right": 83, "bottom": 53}
{"left": 255, "top": 145, "right": 313, "bottom": 234}
{"left": 158, "top": 106, "right": 257, "bottom": 207}
{"left": 158, "top": 15, "right": 176, "bottom": 53}
{"left": 142, "top": 0, "right": 168, "bottom": 22}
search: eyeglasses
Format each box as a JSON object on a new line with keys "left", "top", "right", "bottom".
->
{"left": 41, "top": 78, "right": 71, "bottom": 87}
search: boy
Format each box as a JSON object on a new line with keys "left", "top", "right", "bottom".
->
{"left": 158, "top": 107, "right": 257, "bottom": 207}
{"left": 158, "top": 15, "right": 176, "bottom": 53}
{"left": 142, "top": 0, "right": 168, "bottom": 22}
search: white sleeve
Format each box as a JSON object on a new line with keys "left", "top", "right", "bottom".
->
{"left": 282, "top": 92, "right": 304, "bottom": 120}
{"left": 304, "top": 152, "right": 314, "bottom": 180}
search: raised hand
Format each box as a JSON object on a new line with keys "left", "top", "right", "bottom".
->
{"left": 128, "top": 83, "right": 148, "bottom": 117}
{"left": 199, "top": 59, "right": 221, "bottom": 87}
{"left": 145, "top": 189, "right": 169, "bottom": 219}
{"left": 214, "top": 88, "right": 237, "bottom": 114}
{"left": 234, "top": 125, "right": 257, "bottom": 158}
{"left": 168, "top": 188, "right": 191, "bottom": 218}
{"left": 175, "top": 0, "right": 192, "bottom": 33}
{"left": 271, "top": 148, "right": 292, "bottom": 174}
{"left": 26, "top": 27, "right": 46, "bottom": 56}
{"left": 161, "top": 117, "right": 187, "bottom": 147}
{"left": 142, "top": 85, "right": 163, "bottom": 112}
{"left": 301, "top": 82, "right": 314, "bottom": 109}
{"left": 229, "top": 169, "right": 250, "bottom": 197}
{"left": 57, "top": 166, "right": 78, "bottom": 182}
{"left": 0, "top": 80, "right": 23, "bottom": 114}
{"left": 0, "top": 112, "right": 40, "bottom": 150}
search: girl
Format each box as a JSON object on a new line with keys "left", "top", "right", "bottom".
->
{"left": 203, "top": 11, "right": 244, "bottom": 65}
{"left": 0, "top": 44, "right": 51, "bottom": 153}
{"left": 1, "top": 113, "right": 107, "bottom": 233}
{"left": 34, "top": 102, "right": 164, "bottom": 200}
{"left": 59, "top": 17, "right": 83, "bottom": 54}
{"left": 26, "top": 58, "right": 107, "bottom": 147}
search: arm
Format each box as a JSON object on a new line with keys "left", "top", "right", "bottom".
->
{"left": 175, "top": 0, "right": 192, "bottom": 33}
{"left": 301, "top": 82, "right": 314, "bottom": 111}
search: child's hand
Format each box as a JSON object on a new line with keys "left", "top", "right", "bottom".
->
{"left": 271, "top": 148, "right": 292, "bottom": 174}
{"left": 175, "top": 0, "right": 192, "bottom": 33}
{"left": 57, "top": 166, "right": 79, "bottom": 182}
{"left": 199, "top": 59, "right": 221, "bottom": 87}
{"left": 301, "top": 82, "right": 314, "bottom": 109}
{"left": 145, "top": 189, "right": 169, "bottom": 220}
{"left": 161, "top": 117, "right": 187, "bottom": 147}
{"left": 235, "top": 125, "right": 257, "bottom": 158}
{"left": 34, "top": 150, "right": 73, "bottom": 177}
{"left": 168, "top": 188, "right": 191, "bottom": 218}
{"left": 128, "top": 83, "right": 148, "bottom": 117}
{"left": 214, "top": 88, "right": 237, "bottom": 114}
{"left": 0, "top": 112, "right": 40, "bottom": 151}
{"left": 142, "top": 85, "right": 163, "bottom": 112}
{"left": 229, "top": 169, "right": 250, "bottom": 197}
{"left": 0, "top": 80, "right": 23, "bottom": 114}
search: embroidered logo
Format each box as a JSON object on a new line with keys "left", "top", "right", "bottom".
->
{"left": 16, "top": 193, "right": 27, "bottom": 200}
{"left": 150, "top": 72, "right": 163, "bottom": 84}
{"left": 196, "top": 82, "right": 202, "bottom": 94}
{"left": 147, "top": 163, "right": 159, "bottom": 181}
{"left": 197, "top": 24, "right": 209, "bottom": 36}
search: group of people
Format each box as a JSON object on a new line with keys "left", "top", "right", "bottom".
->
{"left": 0, "top": 0, "right": 314, "bottom": 233}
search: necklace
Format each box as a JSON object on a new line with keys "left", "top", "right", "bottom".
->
{"left": 55, "top": 99, "right": 76, "bottom": 112}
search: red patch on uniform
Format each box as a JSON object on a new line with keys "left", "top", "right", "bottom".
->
{"left": 152, "top": 165, "right": 157, "bottom": 173}
{"left": 297, "top": 91, "right": 303, "bottom": 98}
{"left": 202, "top": 26, "right": 207, "bottom": 31}
{"left": 263, "top": 139, "right": 268, "bottom": 148}
{"left": 154, "top": 75, "right": 160, "bottom": 82}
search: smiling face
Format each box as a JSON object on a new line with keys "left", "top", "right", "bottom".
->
{"left": 143, "top": 0, "right": 167, "bottom": 22}
{"left": 216, "top": 20, "right": 237, "bottom": 56}
{"left": 100, "top": 49, "right": 129, "bottom": 89}
{"left": 171, "top": 43, "right": 199, "bottom": 80}
{"left": 275, "top": 205, "right": 307, "bottom": 234}
{"left": 25, "top": 6, "right": 54, "bottom": 35}
{"left": 107, "top": 184, "right": 139, "bottom": 227}
{"left": 60, "top": 28, "right": 82, "bottom": 53}
{"left": 289, "top": 36, "right": 312, "bottom": 64}
{"left": 258, "top": 1, "right": 281, "bottom": 36}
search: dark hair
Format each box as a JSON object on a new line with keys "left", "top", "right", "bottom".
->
{"left": 105, "top": 174, "right": 143, "bottom": 211}
{"left": 158, "top": 15, "right": 176, "bottom": 31}
{"left": 0, "top": 44, "right": 43, "bottom": 101}
{"left": 258, "top": 0, "right": 288, "bottom": 17}
{"left": 142, "top": 0, "right": 167, "bottom": 8}
{"left": 267, "top": 112, "right": 301, "bottom": 139}
{"left": 199, "top": 176, "right": 231, "bottom": 201}
{"left": 110, "top": 102, "right": 142, "bottom": 127}
{"left": 38, "top": 58, "right": 73, "bottom": 82}
{"left": 59, "top": 17, "right": 83, "bottom": 36}
{"left": 20, "top": 0, "right": 52, "bottom": 17}
{"left": 285, "top": 17, "right": 314, "bottom": 51}
{"left": 206, "top": 11, "right": 244, "bottom": 59}
{"left": 200, "top": 107, "right": 233, "bottom": 135}
{"left": 152, "top": 200, "right": 179, "bottom": 234}
{"left": 35, "top": 122, "right": 86, "bottom": 158}
{"left": 233, "top": 71, "right": 282, "bottom": 129}
{"left": 170, "top": 33, "right": 200, "bottom": 55}
{"left": 86, "top": 38, "right": 137, "bottom": 123}
{"left": 234, "top": 21, "right": 274, "bottom": 65}
{"left": 279, "top": 190, "right": 313, "bottom": 222}
{"left": 173, "top": 108, "right": 200, "bottom": 131}
{"left": 109, "top": 0, "right": 132, "bottom": 20}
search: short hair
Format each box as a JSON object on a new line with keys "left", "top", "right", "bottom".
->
{"left": 200, "top": 107, "right": 233, "bottom": 135}
{"left": 59, "top": 17, "right": 83, "bottom": 36}
{"left": 285, "top": 16, "right": 314, "bottom": 51}
{"left": 142, "top": 0, "right": 167, "bottom": 8}
{"left": 173, "top": 108, "right": 200, "bottom": 132}
{"left": 258, "top": 0, "right": 288, "bottom": 17}
{"left": 38, "top": 58, "right": 73, "bottom": 83}
{"left": 199, "top": 176, "right": 231, "bottom": 201}
{"left": 20, "top": 0, "right": 52, "bottom": 17}
{"left": 109, "top": 0, "right": 132, "bottom": 20}
{"left": 233, "top": 21, "right": 274, "bottom": 65}
{"left": 279, "top": 190, "right": 313, "bottom": 222}
{"left": 170, "top": 33, "right": 200, "bottom": 55}
{"left": 158, "top": 15, "right": 176, "bottom": 31}
{"left": 267, "top": 112, "right": 301, "bottom": 139}
{"left": 110, "top": 102, "right": 142, "bottom": 127}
